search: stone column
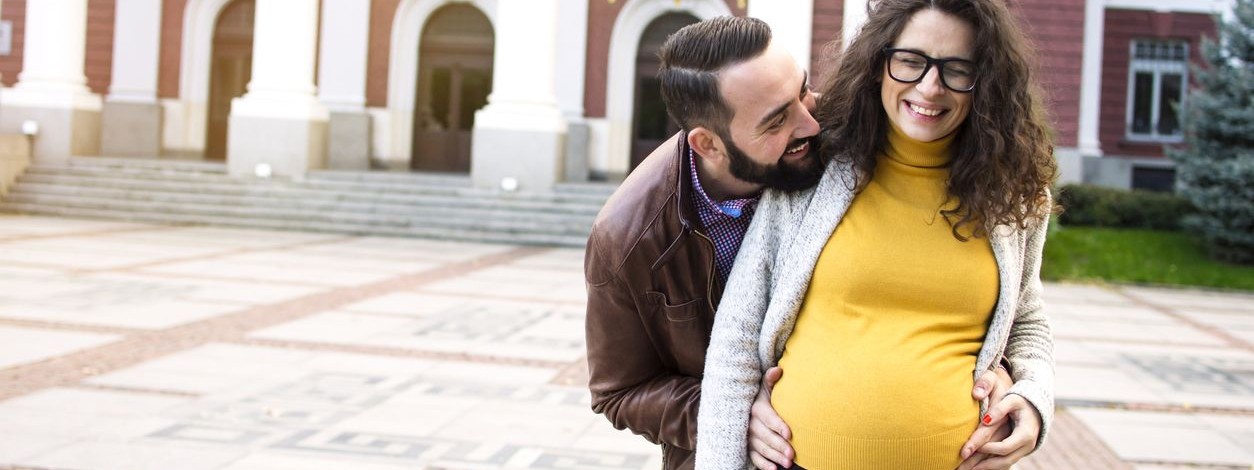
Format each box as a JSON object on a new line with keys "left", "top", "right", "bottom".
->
{"left": 1065, "top": 0, "right": 1107, "bottom": 185}
{"left": 102, "top": 0, "right": 163, "bottom": 157}
{"left": 227, "top": 0, "right": 329, "bottom": 177}
{"left": 557, "top": 0, "right": 590, "bottom": 182}
{"left": 749, "top": 0, "right": 815, "bottom": 71}
{"left": 318, "top": 0, "right": 371, "bottom": 170}
{"left": 1077, "top": 0, "right": 1104, "bottom": 158}
{"left": 0, "top": 0, "right": 102, "bottom": 162}
{"left": 471, "top": 0, "right": 567, "bottom": 192}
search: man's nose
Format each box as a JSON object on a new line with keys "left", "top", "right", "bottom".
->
{"left": 797, "top": 105, "right": 820, "bottom": 137}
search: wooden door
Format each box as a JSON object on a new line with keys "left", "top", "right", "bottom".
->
{"left": 206, "top": 0, "right": 254, "bottom": 161}
{"left": 630, "top": 13, "right": 698, "bottom": 171}
{"left": 412, "top": 5, "right": 494, "bottom": 173}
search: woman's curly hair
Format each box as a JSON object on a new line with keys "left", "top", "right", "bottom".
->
{"left": 815, "top": 0, "right": 1057, "bottom": 240}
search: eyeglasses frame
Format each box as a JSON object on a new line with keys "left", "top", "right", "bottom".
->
{"left": 882, "top": 48, "right": 978, "bottom": 93}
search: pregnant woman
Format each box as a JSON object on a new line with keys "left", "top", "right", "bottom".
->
{"left": 695, "top": 0, "right": 1057, "bottom": 469}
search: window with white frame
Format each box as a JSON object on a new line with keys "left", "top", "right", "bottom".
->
{"left": 1126, "top": 40, "right": 1188, "bottom": 142}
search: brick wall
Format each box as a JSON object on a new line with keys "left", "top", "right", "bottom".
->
{"left": 0, "top": 0, "right": 24, "bottom": 87}
{"left": 85, "top": 0, "right": 115, "bottom": 95}
{"left": 157, "top": 0, "right": 185, "bottom": 99}
{"left": 1099, "top": 9, "right": 1216, "bottom": 158}
{"left": 366, "top": 0, "right": 401, "bottom": 108}
{"left": 1011, "top": 0, "right": 1085, "bottom": 149}
{"left": 582, "top": 0, "right": 747, "bottom": 119}
{"left": 810, "top": 0, "right": 842, "bottom": 86}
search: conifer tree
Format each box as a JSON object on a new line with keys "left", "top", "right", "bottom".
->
{"left": 1170, "top": 0, "right": 1254, "bottom": 264}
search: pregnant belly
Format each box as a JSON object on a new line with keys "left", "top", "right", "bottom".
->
{"left": 771, "top": 354, "right": 981, "bottom": 470}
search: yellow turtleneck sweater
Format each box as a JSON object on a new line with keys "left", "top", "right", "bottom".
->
{"left": 770, "top": 125, "right": 999, "bottom": 470}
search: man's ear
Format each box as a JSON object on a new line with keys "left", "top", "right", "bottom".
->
{"left": 687, "top": 126, "right": 724, "bottom": 163}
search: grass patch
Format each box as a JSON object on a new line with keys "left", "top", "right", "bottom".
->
{"left": 1043, "top": 226, "right": 1254, "bottom": 291}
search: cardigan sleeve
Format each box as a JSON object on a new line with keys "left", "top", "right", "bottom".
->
{"left": 695, "top": 192, "right": 783, "bottom": 470}
{"left": 1002, "top": 209, "right": 1056, "bottom": 451}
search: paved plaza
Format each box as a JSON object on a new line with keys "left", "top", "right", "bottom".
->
{"left": 0, "top": 214, "right": 1250, "bottom": 470}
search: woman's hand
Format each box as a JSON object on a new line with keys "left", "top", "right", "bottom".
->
{"left": 748, "top": 367, "right": 794, "bottom": 470}
{"left": 957, "top": 393, "right": 1042, "bottom": 470}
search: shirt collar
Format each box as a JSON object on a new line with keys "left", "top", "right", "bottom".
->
{"left": 688, "top": 148, "right": 759, "bottom": 218}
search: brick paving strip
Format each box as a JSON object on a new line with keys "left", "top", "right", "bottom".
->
{"left": 1116, "top": 289, "right": 1254, "bottom": 353}
{"left": 1022, "top": 406, "right": 1254, "bottom": 470}
{"left": 1019, "top": 408, "right": 1133, "bottom": 470}
{"left": 0, "top": 245, "right": 552, "bottom": 402}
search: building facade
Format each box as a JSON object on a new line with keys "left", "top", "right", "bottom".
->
{"left": 0, "top": 0, "right": 1229, "bottom": 191}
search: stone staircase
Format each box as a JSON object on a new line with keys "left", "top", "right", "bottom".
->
{"left": 0, "top": 157, "right": 617, "bottom": 247}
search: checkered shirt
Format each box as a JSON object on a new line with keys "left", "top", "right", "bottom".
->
{"left": 688, "top": 149, "right": 760, "bottom": 286}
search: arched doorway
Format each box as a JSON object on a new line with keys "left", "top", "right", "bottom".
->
{"left": 205, "top": 0, "right": 254, "bottom": 160}
{"left": 630, "top": 13, "right": 699, "bottom": 171}
{"left": 411, "top": 4, "right": 494, "bottom": 173}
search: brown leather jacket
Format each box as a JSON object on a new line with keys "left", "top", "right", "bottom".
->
{"left": 584, "top": 132, "right": 723, "bottom": 470}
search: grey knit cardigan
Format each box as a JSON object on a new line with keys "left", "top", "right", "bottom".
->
{"left": 694, "top": 158, "right": 1055, "bottom": 469}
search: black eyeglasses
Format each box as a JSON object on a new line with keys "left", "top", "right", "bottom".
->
{"left": 883, "top": 48, "right": 977, "bottom": 93}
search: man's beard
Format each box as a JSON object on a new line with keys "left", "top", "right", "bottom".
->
{"left": 722, "top": 134, "right": 824, "bottom": 192}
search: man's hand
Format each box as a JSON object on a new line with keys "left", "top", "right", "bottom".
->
{"left": 957, "top": 367, "right": 1042, "bottom": 470}
{"left": 748, "top": 367, "right": 794, "bottom": 470}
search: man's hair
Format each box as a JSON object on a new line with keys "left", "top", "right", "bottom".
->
{"left": 658, "top": 16, "right": 772, "bottom": 136}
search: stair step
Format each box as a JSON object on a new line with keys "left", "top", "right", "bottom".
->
{"left": 20, "top": 168, "right": 611, "bottom": 206}
{"left": 13, "top": 176, "right": 605, "bottom": 214}
{"left": 58, "top": 156, "right": 228, "bottom": 174}
{"left": 4, "top": 157, "right": 613, "bottom": 247}
{"left": 1, "top": 191, "right": 594, "bottom": 235}
{"left": 0, "top": 203, "right": 588, "bottom": 246}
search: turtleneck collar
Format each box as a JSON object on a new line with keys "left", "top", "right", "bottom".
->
{"left": 884, "top": 123, "right": 956, "bottom": 169}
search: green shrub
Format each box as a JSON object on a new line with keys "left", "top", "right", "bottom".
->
{"left": 1057, "top": 184, "right": 1196, "bottom": 230}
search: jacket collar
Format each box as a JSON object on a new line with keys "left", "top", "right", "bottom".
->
{"left": 674, "top": 131, "right": 700, "bottom": 231}
{"left": 651, "top": 130, "right": 706, "bottom": 272}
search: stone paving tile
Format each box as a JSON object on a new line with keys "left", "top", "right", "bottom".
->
{"left": 3, "top": 388, "right": 190, "bottom": 416}
{"left": 1042, "top": 283, "right": 1135, "bottom": 305}
{"left": 0, "top": 325, "right": 119, "bottom": 369}
{"left": 510, "top": 248, "right": 587, "bottom": 270}
{"left": 249, "top": 301, "right": 585, "bottom": 363}
{"left": 420, "top": 277, "right": 587, "bottom": 305}
{"left": 0, "top": 433, "right": 76, "bottom": 463}
{"left": 1069, "top": 408, "right": 1254, "bottom": 467}
{"left": 0, "top": 345, "right": 649, "bottom": 470}
{"left": 124, "top": 225, "right": 344, "bottom": 247}
{"left": 212, "top": 250, "right": 437, "bottom": 274}
{"left": 297, "top": 236, "right": 516, "bottom": 263}
{"left": 0, "top": 244, "right": 160, "bottom": 270}
{"left": 1056, "top": 341, "right": 1254, "bottom": 411}
{"left": 138, "top": 258, "right": 408, "bottom": 287}
{"left": 0, "top": 294, "right": 249, "bottom": 330}
{"left": 214, "top": 453, "right": 423, "bottom": 470}
{"left": 85, "top": 343, "right": 316, "bottom": 395}
{"left": 0, "top": 405, "right": 179, "bottom": 442}
{"left": 1122, "top": 286, "right": 1254, "bottom": 314}
{"left": 92, "top": 273, "right": 325, "bottom": 306}
{"left": 1051, "top": 315, "right": 1229, "bottom": 346}
{"left": 0, "top": 214, "right": 156, "bottom": 239}
{"left": 21, "top": 441, "right": 247, "bottom": 470}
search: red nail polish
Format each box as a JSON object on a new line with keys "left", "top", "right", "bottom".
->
{"left": 982, "top": 414, "right": 992, "bottom": 425}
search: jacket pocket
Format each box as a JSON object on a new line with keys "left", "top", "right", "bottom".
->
{"left": 644, "top": 291, "right": 706, "bottom": 322}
